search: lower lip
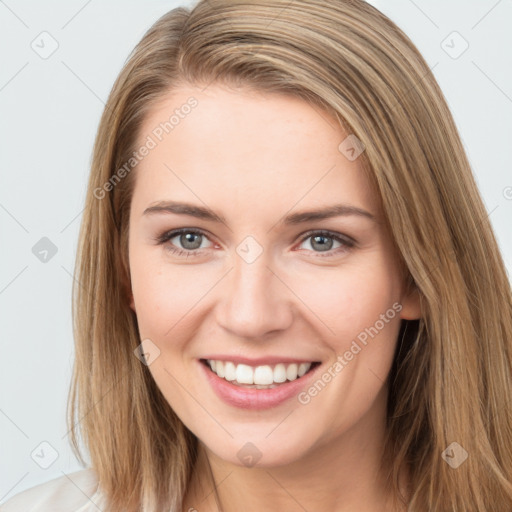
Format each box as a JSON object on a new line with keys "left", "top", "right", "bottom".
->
{"left": 198, "top": 360, "right": 321, "bottom": 410}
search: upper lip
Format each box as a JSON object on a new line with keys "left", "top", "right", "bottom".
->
{"left": 200, "top": 355, "right": 321, "bottom": 366}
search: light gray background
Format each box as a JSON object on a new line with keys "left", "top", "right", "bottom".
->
{"left": 1, "top": 0, "right": 511, "bottom": 503}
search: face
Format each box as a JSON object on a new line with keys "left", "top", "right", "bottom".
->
{"left": 127, "top": 83, "right": 420, "bottom": 468}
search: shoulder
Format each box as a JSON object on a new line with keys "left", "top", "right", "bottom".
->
{"left": 0, "top": 468, "right": 104, "bottom": 512}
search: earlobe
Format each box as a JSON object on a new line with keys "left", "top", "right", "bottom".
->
{"left": 129, "top": 294, "right": 136, "bottom": 312}
{"left": 125, "top": 279, "right": 136, "bottom": 312}
{"left": 121, "top": 269, "right": 136, "bottom": 312}
{"left": 400, "top": 285, "right": 422, "bottom": 320}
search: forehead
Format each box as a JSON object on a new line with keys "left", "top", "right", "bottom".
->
{"left": 131, "top": 83, "right": 377, "bottom": 221}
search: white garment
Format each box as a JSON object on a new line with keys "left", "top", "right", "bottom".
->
{"left": 0, "top": 469, "right": 106, "bottom": 512}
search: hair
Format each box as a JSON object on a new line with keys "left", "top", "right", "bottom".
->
{"left": 67, "top": 0, "right": 512, "bottom": 510}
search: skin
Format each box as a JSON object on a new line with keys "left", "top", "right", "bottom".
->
{"left": 127, "top": 83, "right": 420, "bottom": 511}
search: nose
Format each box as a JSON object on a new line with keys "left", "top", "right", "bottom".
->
{"left": 215, "top": 250, "right": 294, "bottom": 339}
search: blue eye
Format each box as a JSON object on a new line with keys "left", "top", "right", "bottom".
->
{"left": 156, "top": 228, "right": 212, "bottom": 257}
{"left": 297, "top": 230, "right": 355, "bottom": 256}
{"left": 155, "top": 228, "right": 355, "bottom": 258}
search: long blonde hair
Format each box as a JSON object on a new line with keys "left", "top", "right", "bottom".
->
{"left": 68, "top": 0, "right": 512, "bottom": 510}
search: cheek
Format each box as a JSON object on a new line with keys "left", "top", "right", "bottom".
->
{"left": 301, "top": 261, "right": 401, "bottom": 337}
{"left": 129, "top": 247, "right": 216, "bottom": 338}
{"left": 295, "top": 266, "right": 402, "bottom": 428}
{"left": 297, "top": 260, "right": 403, "bottom": 390}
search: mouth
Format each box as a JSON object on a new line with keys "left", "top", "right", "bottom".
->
{"left": 200, "top": 358, "right": 322, "bottom": 389}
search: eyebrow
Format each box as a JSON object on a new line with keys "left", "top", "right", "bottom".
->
{"left": 143, "top": 200, "right": 376, "bottom": 226}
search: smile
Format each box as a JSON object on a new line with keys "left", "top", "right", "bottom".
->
{"left": 201, "top": 359, "right": 320, "bottom": 389}
{"left": 199, "top": 357, "right": 323, "bottom": 410}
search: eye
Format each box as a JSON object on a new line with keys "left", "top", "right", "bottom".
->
{"left": 155, "top": 228, "right": 213, "bottom": 257}
{"left": 296, "top": 230, "right": 355, "bottom": 257}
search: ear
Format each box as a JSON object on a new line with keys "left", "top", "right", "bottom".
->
{"left": 122, "top": 273, "right": 136, "bottom": 312}
{"left": 399, "top": 283, "right": 421, "bottom": 320}
{"left": 120, "top": 261, "right": 136, "bottom": 312}
{"left": 129, "top": 293, "right": 136, "bottom": 312}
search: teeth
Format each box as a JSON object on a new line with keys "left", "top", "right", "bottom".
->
{"left": 224, "top": 361, "right": 236, "bottom": 381}
{"left": 236, "top": 364, "right": 254, "bottom": 384}
{"left": 298, "top": 363, "right": 309, "bottom": 377}
{"left": 286, "top": 363, "right": 298, "bottom": 381}
{"left": 206, "top": 360, "right": 314, "bottom": 386}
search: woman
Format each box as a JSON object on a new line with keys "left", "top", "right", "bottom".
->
{"left": 3, "top": 0, "right": 511, "bottom": 510}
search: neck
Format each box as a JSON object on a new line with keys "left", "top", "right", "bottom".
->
{"left": 182, "top": 387, "right": 409, "bottom": 512}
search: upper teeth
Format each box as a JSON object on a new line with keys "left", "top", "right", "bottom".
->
{"left": 207, "top": 360, "right": 312, "bottom": 385}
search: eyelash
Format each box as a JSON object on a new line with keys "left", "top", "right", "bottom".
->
{"left": 154, "top": 228, "right": 356, "bottom": 259}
